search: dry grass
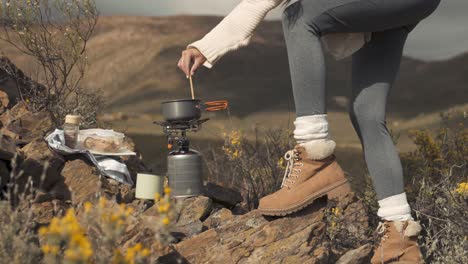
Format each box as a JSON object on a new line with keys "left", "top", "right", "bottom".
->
{"left": 402, "top": 111, "right": 467, "bottom": 263}
{"left": 203, "top": 127, "right": 294, "bottom": 210}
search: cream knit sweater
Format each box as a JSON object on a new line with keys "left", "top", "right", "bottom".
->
{"left": 188, "top": 0, "right": 371, "bottom": 68}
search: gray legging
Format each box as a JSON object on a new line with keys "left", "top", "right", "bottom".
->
{"left": 282, "top": 0, "right": 441, "bottom": 200}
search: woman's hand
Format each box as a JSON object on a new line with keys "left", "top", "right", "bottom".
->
{"left": 177, "top": 48, "right": 207, "bottom": 77}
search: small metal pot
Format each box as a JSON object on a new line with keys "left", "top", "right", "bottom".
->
{"left": 162, "top": 99, "right": 228, "bottom": 121}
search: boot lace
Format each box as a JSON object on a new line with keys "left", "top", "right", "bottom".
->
{"left": 377, "top": 221, "right": 390, "bottom": 264}
{"left": 281, "top": 149, "right": 304, "bottom": 189}
{"left": 377, "top": 222, "right": 390, "bottom": 241}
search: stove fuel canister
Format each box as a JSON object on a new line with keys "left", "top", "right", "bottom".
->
{"left": 167, "top": 149, "right": 203, "bottom": 197}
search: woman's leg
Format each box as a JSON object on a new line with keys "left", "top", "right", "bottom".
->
{"left": 307, "top": 0, "right": 441, "bottom": 36}
{"left": 282, "top": 0, "right": 441, "bottom": 148}
{"left": 282, "top": 2, "right": 326, "bottom": 117}
{"left": 283, "top": 0, "right": 440, "bottom": 210}
{"left": 349, "top": 27, "right": 412, "bottom": 219}
{"left": 282, "top": 3, "right": 336, "bottom": 159}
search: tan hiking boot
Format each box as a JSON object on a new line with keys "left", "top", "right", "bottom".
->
{"left": 257, "top": 144, "right": 351, "bottom": 216}
{"left": 371, "top": 220, "right": 424, "bottom": 264}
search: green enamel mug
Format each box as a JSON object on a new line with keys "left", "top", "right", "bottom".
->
{"left": 135, "top": 173, "right": 164, "bottom": 200}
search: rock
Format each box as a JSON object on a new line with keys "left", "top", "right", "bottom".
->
{"left": 119, "top": 215, "right": 173, "bottom": 261}
{"left": 143, "top": 196, "right": 213, "bottom": 239}
{"left": 17, "top": 138, "right": 65, "bottom": 192}
{"left": 101, "top": 177, "right": 135, "bottom": 204}
{"left": 0, "top": 90, "right": 9, "bottom": 113}
{"left": 59, "top": 158, "right": 134, "bottom": 205}
{"left": 330, "top": 193, "right": 370, "bottom": 256}
{"left": 231, "top": 204, "right": 249, "bottom": 215}
{"left": 204, "top": 182, "right": 243, "bottom": 208}
{"left": 175, "top": 196, "right": 213, "bottom": 226}
{"left": 9, "top": 101, "right": 29, "bottom": 117}
{"left": 29, "top": 199, "right": 70, "bottom": 225}
{"left": 203, "top": 208, "right": 234, "bottom": 229}
{"left": 0, "top": 102, "right": 52, "bottom": 146}
{"left": 336, "top": 244, "right": 372, "bottom": 264}
{"left": 0, "top": 135, "right": 17, "bottom": 160}
{"left": 171, "top": 220, "right": 204, "bottom": 241}
{"left": 0, "top": 102, "right": 28, "bottom": 136}
{"left": 59, "top": 158, "right": 102, "bottom": 204}
{"left": 0, "top": 160, "right": 9, "bottom": 189}
{"left": 0, "top": 56, "right": 46, "bottom": 106}
{"left": 159, "top": 194, "right": 370, "bottom": 264}
{"left": 5, "top": 110, "right": 52, "bottom": 145}
{"left": 168, "top": 201, "right": 324, "bottom": 263}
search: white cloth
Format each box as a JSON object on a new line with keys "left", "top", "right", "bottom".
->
{"left": 377, "top": 192, "right": 413, "bottom": 221}
{"left": 293, "top": 115, "right": 336, "bottom": 160}
{"left": 293, "top": 114, "right": 330, "bottom": 143}
{"left": 188, "top": 0, "right": 370, "bottom": 68}
{"left": 45, "top": 129, "right": 135, "bottom": 185}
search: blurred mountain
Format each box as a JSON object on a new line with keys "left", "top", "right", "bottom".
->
{"left": 1, "top": 15, "right": 467, "bottom": 118}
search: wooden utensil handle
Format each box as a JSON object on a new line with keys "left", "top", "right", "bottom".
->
{"left": 189, "top": 75, "right": 195, "bottom": 99}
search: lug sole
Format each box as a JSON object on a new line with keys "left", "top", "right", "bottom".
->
{"left": 258, "top": 180, "right": 352, "bottom": 216}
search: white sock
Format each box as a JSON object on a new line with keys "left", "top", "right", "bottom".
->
{"left": 294, "top": 115, "right": 336, "bottom": 160}
{"left": 377, "top": 193, "right": 413, "bottom": 221}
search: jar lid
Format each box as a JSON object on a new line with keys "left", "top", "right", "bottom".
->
{"left": 65, "top": 115, "right": 81, "bottom": 124}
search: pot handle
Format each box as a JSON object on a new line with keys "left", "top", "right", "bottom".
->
{"left": 203, "top": 100, "right": 229, "bottom": 112}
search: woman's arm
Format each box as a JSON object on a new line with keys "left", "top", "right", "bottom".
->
{"left": 186, "top": 0, "right": 283, "bottom": 69}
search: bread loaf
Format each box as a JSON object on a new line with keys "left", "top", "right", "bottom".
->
{"left": 83, "top": 137, "right": 121, "bottom": 153}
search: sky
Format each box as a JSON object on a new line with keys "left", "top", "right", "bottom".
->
{"left": 95, "top": 0, "right": 468, "bottom": 61}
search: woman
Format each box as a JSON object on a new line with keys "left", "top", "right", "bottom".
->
{"left": 178, "top": 0, "right": 441, "bottom": 263}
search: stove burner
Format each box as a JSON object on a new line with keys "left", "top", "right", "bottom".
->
{"left": 154, "top": 118, "right": 209, "bottom": 133}
{"left": 154, "top": 118, "right": 210, "bottom": 151}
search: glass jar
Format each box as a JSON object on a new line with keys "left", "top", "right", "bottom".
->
{"left": 63, "top": 115, "right": 81, "bottom": 148}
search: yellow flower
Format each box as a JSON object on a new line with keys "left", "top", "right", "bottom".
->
{"left": 331, "top": 207, "right": 341, "bottom": 216}
{"left": 455, "top": 182, "right": 468, "bottom": 196}
{"left": 154, "top": 192, "right": 161, "bottom": 201}
{"left": 41, "top": 244, "right": 59, "bottom": 255}
{"left": 277, "top": 157, "right": 285, "bottom": 169}
{"left": 64, "top": 249, "right": 81, "bottom": 261}
{"left": 124, "top": 243, "right": 147, "bottom": 264}
{"left": 112, "top": 249, "right": 125, "bottom": 264}
{"left": 141, "top": 248, "right": 151, "bottom": 257}
{"left": 158, "top": 204, "right": 168, "bottom": 213}
{"left": 164, "top": 187, "right": 171, "bottom": 195}
{"left": 162, "top": 217, "right": 170, "bottom": 225}
{"left": 99, "top": 197, "right": 107, "bottom": 208}
{"left": 83, "top": 202, "right": 92, "bottom": 214}
{"left": 38, "top": 226, "right": 48, "bottom": 236}
{"left": 125, "top": 207, "right": 134, "bottom": 217}
{"left": 110, "top": 213, "right": 120, "bottom": 222}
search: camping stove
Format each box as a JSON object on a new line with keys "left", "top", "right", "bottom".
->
{"left": 154, "top": 118, "right": 209, "bottom": 197}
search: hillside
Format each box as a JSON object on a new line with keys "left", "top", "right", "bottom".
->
{"left": 1, "top": 15, "right": 467, "bottom": 118}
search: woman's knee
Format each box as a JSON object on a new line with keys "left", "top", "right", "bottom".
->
{"left": 282, "top": 1, "right": 320, "bottom": 35}
{"left": 349, "top": 101, "right": 387, "bottom": 133}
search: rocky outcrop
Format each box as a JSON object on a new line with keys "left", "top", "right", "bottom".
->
{"left": 336, "top": 244, "right": 372, "bottom": 264}
{"left": 204, "top": 182, "right": 243, "bottom": 208}
{"left": 0, "top": 86, "right": 145, "bottom": 219}
{"left": 18, "top": 138, "right": 65, "bottom": 191}
{"left": 156, "top": 194, "right": 370, "bottom": 264}
{"left": 0, "top": 56, "right": 45, "bottom": 107}
{"left": 0, "top": 160, "right": 9, "bottom": 190}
